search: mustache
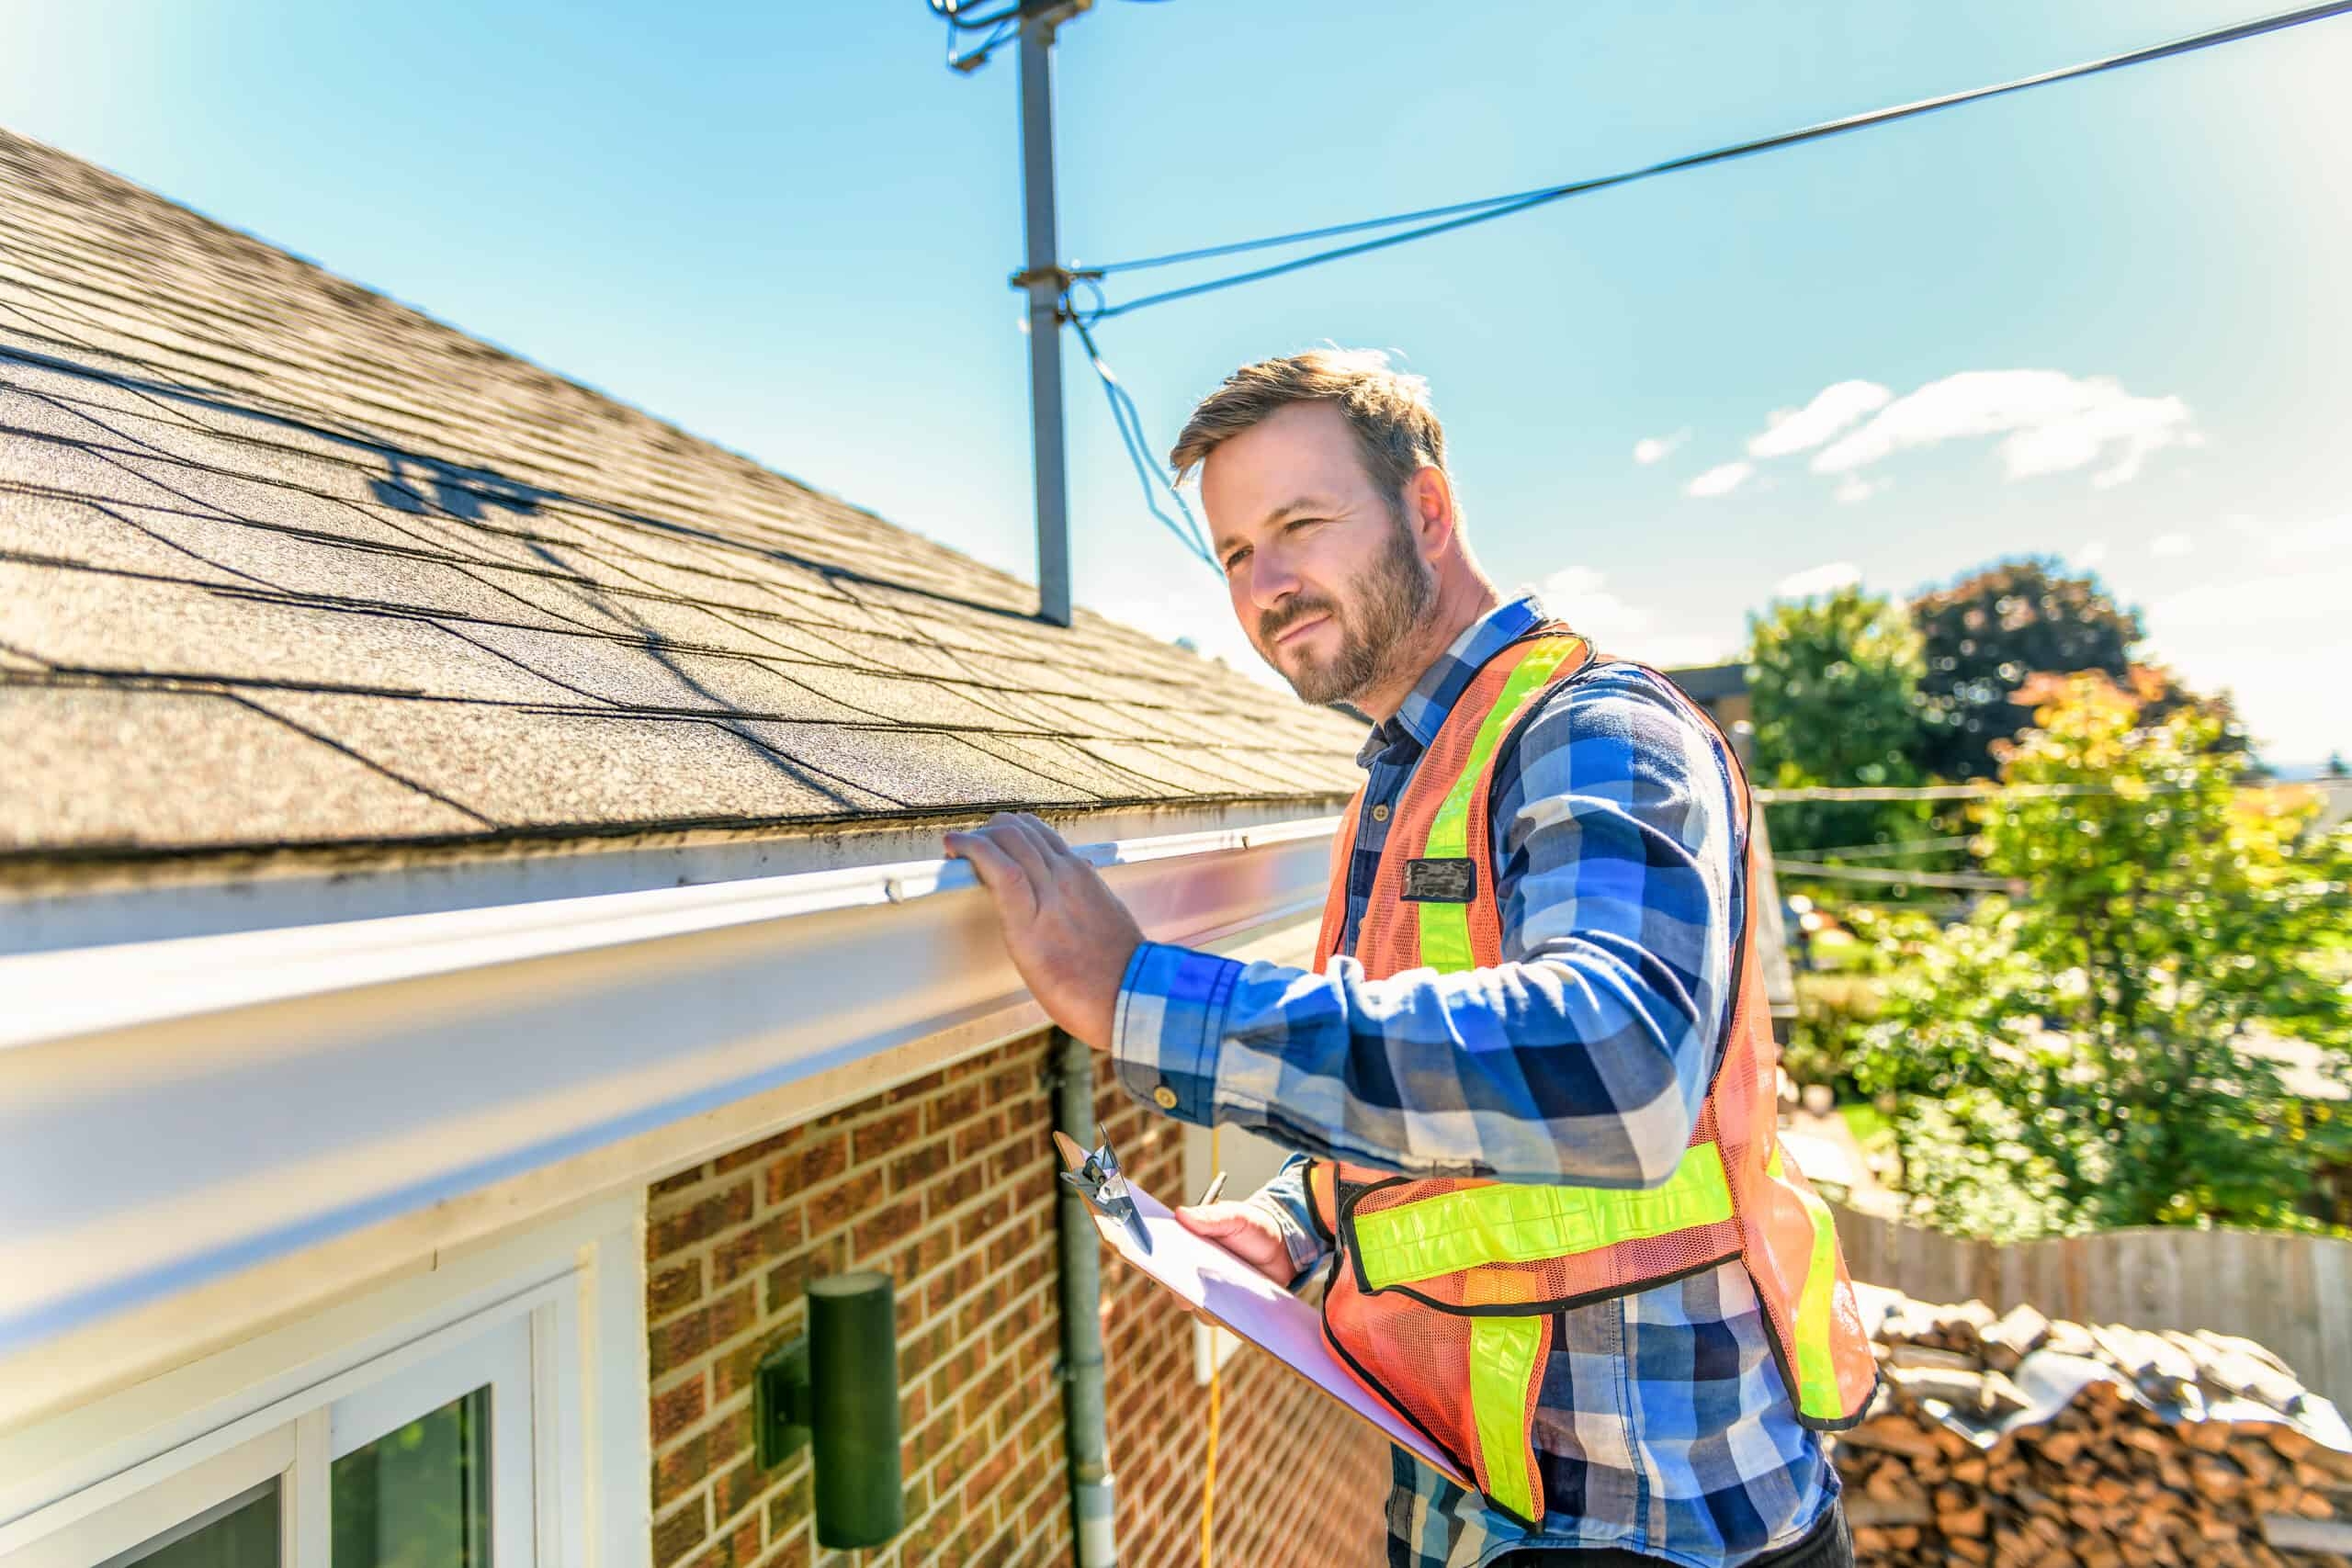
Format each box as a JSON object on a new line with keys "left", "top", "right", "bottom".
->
{"left": 1260, "top": 594, "right": 1339, "bottom": 646}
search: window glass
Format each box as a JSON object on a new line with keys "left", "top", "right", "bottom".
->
{"left": 331, "top": 1386, "right": 492, "bottom": 1568}
{"left": 101, "top": 1480, "right": 279, "bottom": 1568}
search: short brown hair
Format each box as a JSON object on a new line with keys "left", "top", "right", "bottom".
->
{"left": 1168, "top": 349, "right": 1449, "bottom": 514}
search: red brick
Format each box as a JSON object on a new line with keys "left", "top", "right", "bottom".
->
{"left": 926, "top": 1082, "right": 987, "bottom": 1133}
{"left": 706, "top": 1400, "right": 753, "bottom": 1470}
{"left": 961, "top": 1444, "right": 1015, "bottom": 1516}
{"left": 850, "top": 1194, "right": 924, "bottom": 1260}
{"left": 649, "top": 1307, "right": 712, "bottom": 1380}
{"left": 650, "top": 1374, "right": 707, "bottom": 1448}
{"left": 851, "top": 1105, "right": 924, "bottom": 1165}
{"left": 646, "top": 1030, "right": 1389, "bottom": 1568}
{"left": 763, "top": 1465, "right": 812, "bottom": 1538}
{"left": 650, "top": 1164, "right": 707, "bottom": 1199}
{"left": 712, "top": 1455, "right": 763, "bottom": 1529}
{"left": 763, "top": 1135, "right": 847, "bottom": 1205}
{"left": 711, "top": 1211, "right": 807, "bottom": 1285}
{"left": 954, "top": 1195, "right": 1013, "bottom": 1250}
{"left": 649, "top": 1258, "right": 704, "bottom": 1321}
{"left": 888, "top": 1139, "right": 952, "bottom": 1194}
{"left": 709, "top": 1336, "right": 764, "bottom": 1407}
{"left": 799, "top": 1167, "right": 883, "bottom": 1237}
{"left": 705, "top": 1282, "right": 756, "bottom": 1348}
{"left": 713, "top": 1127, "right": 797, "bottom": 1176}
{"left": 885, "top": 1067, "right": 948, "bottom": 1107}
{"left": 652, "top": 1430, "right": 708, "bottom": 1509}
{"left": 648, "top": 1179, "right": 755, "bottom": 1261}
{"left": 901, "top": 1225, "right": 953, "bottom": 1282}
{"left": 653, "top": 1496, "right": 709, "bottom": 1568}
{"left": 953, "top": 1111, "right": 1012, "bottom": 1163}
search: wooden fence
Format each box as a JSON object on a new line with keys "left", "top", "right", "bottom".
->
{"left": 1832, "top": 1203, "right": 2352, "bottom": 1408}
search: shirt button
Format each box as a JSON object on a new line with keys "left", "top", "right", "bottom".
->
{"left": 1370, "top": 803, "right": 1390, "bottom": 822}
{"left": 1152, "top": 1085, "right": 1180, "bottom": 1111}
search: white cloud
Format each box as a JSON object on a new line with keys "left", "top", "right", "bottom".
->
{"left": 2077, "top": 540, "right": 2109, "bottom": 568}
{"left": 1533, "top": 567, "right": 1734, "bottom": 668}
{"left": 1633, "top": 429, "right": 1689, "bottom": 466}
{"left": 1685, "top": 460, "right": 1753, "bottom": 499}
{"left": 1773, "top": 560, "right": 1861, "bottom": 600}
{"left": 1747, "top": 380, "right": 1894, "bottom": 458}
{"left": 2237, "top": 513, "right": 2342, "bottom": 566}
{"left": 2145, "top": 570, "right": 2341, "bottom": 761}
{"left": 1832, "top": 475, "right": 1883, "bottom": 504}
{"left": 2151, "top": 532, "right": 2193, "bottom": 558}
{"left": 1807, "top": 370, "right": 2196, "bottom": 490}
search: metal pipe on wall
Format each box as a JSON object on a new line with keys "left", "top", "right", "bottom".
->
{"left": 1049, "top": 1027, "right": 1118, "bottom": 1566}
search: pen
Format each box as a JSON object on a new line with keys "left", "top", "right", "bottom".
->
{"left": 1197, "top": 1170, "right": 1227, "bottom": 1206}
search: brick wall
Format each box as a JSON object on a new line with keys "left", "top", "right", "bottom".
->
{"left": 643, "top": 1028, "right": 1390, "bottom": 1568}
{"left": 1088, "top": 1075, "right": 1393, "bottom": 1568}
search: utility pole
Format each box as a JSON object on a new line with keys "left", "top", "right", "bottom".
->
{"left": 1011, "top": 0, "right": 1089, "bottom": 627}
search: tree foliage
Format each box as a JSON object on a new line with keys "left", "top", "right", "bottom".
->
{"left": 1747, "top": 585, "right": 1939, "bottom": 855}
{"left": 1854, "top": 675, "right": 2352, "bottom": 1237}
{"left": 1910, "top": 558, "right": 2141, "bottom": 780}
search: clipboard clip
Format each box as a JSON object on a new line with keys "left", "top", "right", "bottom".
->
{"left": 1053, "top": 1125, "right": 1153, "bottom": 1255}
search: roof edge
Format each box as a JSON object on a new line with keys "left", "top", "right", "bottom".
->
{"left": 0, "top": 793, "right": 1351, "bottom": 954}
{"left": 0, "top": 810, "right": 1340, "bottom": 1393}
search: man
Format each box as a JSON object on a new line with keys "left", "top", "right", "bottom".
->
{"left": 945, "top": 350, "right": 1871, "bottom": 1568}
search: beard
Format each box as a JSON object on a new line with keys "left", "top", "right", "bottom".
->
{"left": 1260, "top": 518, "right": 1436, "bottom": 707}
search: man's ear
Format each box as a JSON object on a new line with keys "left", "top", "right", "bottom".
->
{"left": 1405, "top": 465, "right": 1457, "bottom": 563}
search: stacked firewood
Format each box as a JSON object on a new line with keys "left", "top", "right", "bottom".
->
{"left": 1835, "top": 1294, "right": 2352, "bottom": 1567}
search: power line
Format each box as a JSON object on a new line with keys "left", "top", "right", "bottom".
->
{"left": 1792, "top": 834, "right": 1979, "bottom": 859}
{"left": 1756, "top": 781, "right": 2203, "bottom": 803}
{"left": 1069, "top": 312, "right": 1220, "bottom": 572}
{"left": 1070, "top": 0, "right": 2352, "bottom": 321}
{"left": 1774, "top": 860, "right": 2014, "bottom": 891}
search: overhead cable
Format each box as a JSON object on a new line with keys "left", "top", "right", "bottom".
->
{"left": 1071, "top": 0, "right": 2352, "bottom": 321}
{"left": 1068, "top": 310, "right": 1221, "bottom": 572}
{"left": 1755, "top": 782, "right": 2205, "bottom": 803}
{"left": 1773, "top": 860, "right": 2014, "bottom": 891}
{"left": 1794, "top": 834, "right": 1979, "bottom": 859}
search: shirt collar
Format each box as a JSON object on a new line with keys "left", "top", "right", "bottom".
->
{"left": 1355, "top": 593, "right": 1548, "bottom": 768}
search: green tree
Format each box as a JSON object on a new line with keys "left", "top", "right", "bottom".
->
{"left": 1746, "top": 584, "right": 1940, "bottom": 857}
{"left": 1856, "top": 674, "right": 2352, "bottom": 1235}
{"left": 1910, "top": 558, "right": 2141, "bottom": 780}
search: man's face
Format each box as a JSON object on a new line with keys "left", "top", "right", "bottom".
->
{"left": 1201, "top": 401, "right": 1436, "bottom": 706}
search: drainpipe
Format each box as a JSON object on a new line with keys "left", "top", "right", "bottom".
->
{"left": 1050, "top": 1027, "right": 1119, "bottom": 1567}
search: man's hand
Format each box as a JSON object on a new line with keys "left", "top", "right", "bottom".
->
{"left": 944, "top": 812, "right": 1146, "bottom": 1049}
{"left": 1173, "top": 1201, "right": 1295, "bottom": 1287}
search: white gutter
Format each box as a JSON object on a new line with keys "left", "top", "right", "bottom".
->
{"left": 0, "top": 815, "right": 1340, "bottom": 1365}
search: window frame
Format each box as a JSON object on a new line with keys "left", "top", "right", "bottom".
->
{"left": 0, "top": 1200, "right": 637, "bottom": 1568}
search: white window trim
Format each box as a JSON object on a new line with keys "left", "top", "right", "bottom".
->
{"left": 0, "top": 1197, "right": 644, "bottom": 1568}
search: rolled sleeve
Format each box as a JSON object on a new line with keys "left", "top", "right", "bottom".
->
{"left": 1110, "top": 941, "right": 1242, "bottom": 1126}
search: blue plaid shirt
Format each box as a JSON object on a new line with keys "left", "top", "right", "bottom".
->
{"left": 1112, "top": 596, "right": 1835, "bottom": 1568}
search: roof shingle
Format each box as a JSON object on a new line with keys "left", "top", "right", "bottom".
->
{"left": 0, "top": 130, "right": 1364, "bottom": 865}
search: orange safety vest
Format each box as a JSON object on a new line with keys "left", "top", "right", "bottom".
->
{"left": 1302, "top": 626, "right": 1878, "bottom": 1529}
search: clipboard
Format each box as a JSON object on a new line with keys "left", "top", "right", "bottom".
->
{"left": 1055, "top": 1133, "right": 1473, "bottom": 1489}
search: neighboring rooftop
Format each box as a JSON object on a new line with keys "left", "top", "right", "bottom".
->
{"left": 0, "top": 130, "right": 1367, "bottom": 872}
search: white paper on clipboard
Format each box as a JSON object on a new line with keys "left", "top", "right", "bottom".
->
{"left": 1077, "top": 1170, "right": 1472, "bottom": 1488}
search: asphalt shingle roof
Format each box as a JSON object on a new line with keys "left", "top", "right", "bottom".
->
{"left": 0, "top": 130, "right": 1366, "bottom": 866}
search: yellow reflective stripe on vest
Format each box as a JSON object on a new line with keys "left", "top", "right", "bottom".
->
{"left": 1467, "top": 1315, "right": 1543, "bottom": 1522}
{"left": 1351, "top": 1142, "right": 1734, "bottom": 1290}
{"left": 1414, "top": 636, "right": 1586, "bottom": 973}
{"left": 1767, "top": 1145, "right": 1844, "bottom": 1421}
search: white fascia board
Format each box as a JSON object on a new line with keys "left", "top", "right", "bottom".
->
{"left": 0, "top": 815, "right": 1340, "bottom": 1365}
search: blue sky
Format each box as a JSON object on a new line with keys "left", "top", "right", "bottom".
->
{"left": 5, "top": 1, "right": 2346, "bottom": 762}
